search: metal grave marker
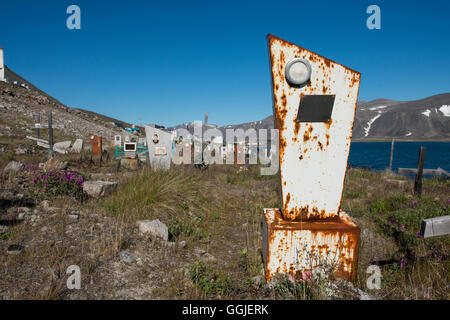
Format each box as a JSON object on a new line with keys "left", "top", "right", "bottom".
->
{"left": 262, "top": 34, "right": 361, "bottom": 282}
{"left": 114, "top": 135, "right": 122, "bottom": 147}
{"left": 89, "top": 134, "right": 103, "bottom": 156}
{"left": 124, "top": 142, "right": 137, "bottom": 158}
{"left": 27, "top": 111, "right": 65, "bottom": 155}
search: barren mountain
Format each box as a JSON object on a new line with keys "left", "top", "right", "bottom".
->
{"left": 176, "top": 94, "right": 450, "bottom": 141}
{"left": 353, "top": 94, "right": 450, "bottom": 140}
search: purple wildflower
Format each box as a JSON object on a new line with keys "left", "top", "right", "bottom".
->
{"left": 409, "top": 200, "right": 418, "bottom": 207}
{"left": 400, "top": 257, "right": 407, "bottom": 268}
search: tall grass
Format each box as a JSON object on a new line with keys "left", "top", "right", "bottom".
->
{"left": 102, "top": 167, "right": 209, "bottom": 223}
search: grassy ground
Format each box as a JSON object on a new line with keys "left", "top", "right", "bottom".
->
{"left": 342, "top": 169, "right": 449, "bottom": 299}
{"left": 0, "top": 151, "right": 448, "bottom": 299}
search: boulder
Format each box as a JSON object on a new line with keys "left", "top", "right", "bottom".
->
{"left": 68, "top": 214, "right": 80, "bottom": 220}
{"left": 70, "top": 139, "right": 83, "bottom": 153}
{"left": 43, "top": 157, "right": 68, "bottom": 171}
{"left": 385, "top": 178, "right": 408, "bottom": 188}
{"left": 40, "top": 200, "right": 50, "bottom": 210}
{"left": 251, "top": 275, "right": 263, "bottom": 287}
{"left": 120, "top": 250, "right": 135, "bottom": 264}
{"left": 83, "top": 181, "right": 117, "bottom": 197}
{"left": 53, "top": 147, "right": 68, "bottom": 155}
{"left": 15, "top": 147, "right": 27, "bottom": 154}
{"left": 136, "top": 219, "right": 169, "bottom": 241}
{"left": 121, "top": 158, "right": 139, "bottom": 170}
{"left": 201, "top": 252, "right": 217, "bottom": 264}
{"left": 4, "top": 161, "right": 24, "bottom": 172}
{"left": 54, "top": 141, "right": 72, "bottom": 151}
{"left": 7, "top": 244, "right": 24, "bottom": 255}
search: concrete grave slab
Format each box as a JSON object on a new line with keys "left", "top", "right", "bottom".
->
{"left": 145, "top": 126, "right": 173, "bottom": 170}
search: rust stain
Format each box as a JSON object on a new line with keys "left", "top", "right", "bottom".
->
{"left": 90, "top": 134, "right": 102, "bottom": 156}
{"left": 279, "top": 134, "right": 286, "bottom": 161}
{"left": 294, "top": 121, "right": 300, "bottom": 136}
{"left": 266, "top": 34, "right": 361, "bottom": 76}
{"left": 281, "top": 94, "right": 287, "bottom": 107}
{"left": 350, "top": 73, "right": 360, "bottom": 88}
{"left": 303, "top": 130, "right": 310, "bottom": 142}
{"left": 264, "top": 209, "right": 360, "bottom": 281}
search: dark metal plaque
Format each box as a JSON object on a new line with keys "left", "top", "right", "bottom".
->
{"left": 296, "top": 95, "right": 335, "bottom": 122}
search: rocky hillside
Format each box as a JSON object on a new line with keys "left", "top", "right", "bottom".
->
{"left": 0, "top": 80, "right": 128, "bottom": 155}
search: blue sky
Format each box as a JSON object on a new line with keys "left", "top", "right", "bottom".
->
{"left": 1, "top": 0, "right": 449, "bottom": 127}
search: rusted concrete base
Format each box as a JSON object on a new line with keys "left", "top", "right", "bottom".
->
{"left": 262, "top": 208, "right": 360, "bottom": 282}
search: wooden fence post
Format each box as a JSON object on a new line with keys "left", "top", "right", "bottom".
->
{"left": 414, "top": 146, "right": 426, "bottom": 196}
{"left": 389, "top": 138, "right": 395, "bottom": 171}
{"left": 35, "top": 113, "right": 40, "bottom": 140}
{"left": 48, "top": 110, "right": 54, "bottom": 157}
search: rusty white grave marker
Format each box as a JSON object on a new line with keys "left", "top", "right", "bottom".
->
{"left": 262, "top": 34, "right": 361, "bottom": 282}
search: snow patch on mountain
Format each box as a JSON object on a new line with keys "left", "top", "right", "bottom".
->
{"left": 422, "top": 109, "right": 431, "bottom": 117}
{"left": 439, "top": 105, "right": 450, "bottom": 117}
{"left": 369, "top": 105, "right": 387, "bottom": 111}
{"left": 364, "top": 114, "right": 381, "bottom": 137}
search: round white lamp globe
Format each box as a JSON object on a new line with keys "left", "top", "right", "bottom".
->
{"left": 285, "top": 58, "right": 312, "bottom": 87}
